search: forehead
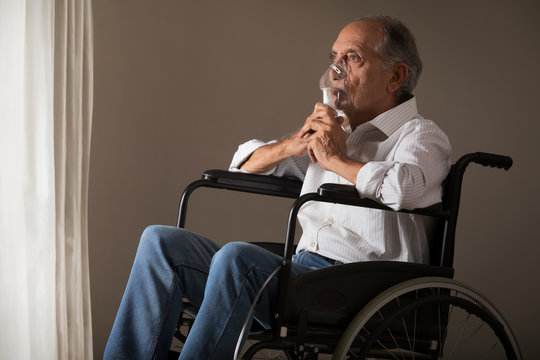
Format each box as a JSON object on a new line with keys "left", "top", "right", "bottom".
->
{"left": 331, "top": 20, "right": 383, "bottom": 55}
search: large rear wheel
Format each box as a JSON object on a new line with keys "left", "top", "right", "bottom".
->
{"left": 333, "top": 277, "right": 521, "bottom": 360}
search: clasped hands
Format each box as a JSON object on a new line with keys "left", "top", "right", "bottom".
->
{"left": 285, "top": 103, "right": 349, "bottom": 172}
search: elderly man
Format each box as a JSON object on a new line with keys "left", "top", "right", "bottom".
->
{"left": 104, "top": 16, "right": 451, "bottom": 359}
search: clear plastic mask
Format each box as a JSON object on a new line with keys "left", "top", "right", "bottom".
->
{"left": 319, "top": 60, "right": 351, "bottom": 134}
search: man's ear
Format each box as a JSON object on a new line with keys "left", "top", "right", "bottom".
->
{"left": 387, "top": 62, "right": 408, "bottom": 94}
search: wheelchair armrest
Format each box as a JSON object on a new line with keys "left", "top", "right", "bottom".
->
{"left": 177, "top": 170, "right": 302, "bottom": 228}
{"left": 202, "top": 169, "right": 302, "bottom": 198}
{"left": 316, "top": 183, "right": 446, "bottom": 218}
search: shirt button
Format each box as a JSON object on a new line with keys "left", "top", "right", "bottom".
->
{"left": 310, "top": 241, "right": 316, "bottom": 247}
{"left": 327, "top": 218, "right": 334, "bottom": 224}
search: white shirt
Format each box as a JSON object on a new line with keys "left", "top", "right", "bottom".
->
{"left": 229, "top": 97, "right": 451, "bottom": 264}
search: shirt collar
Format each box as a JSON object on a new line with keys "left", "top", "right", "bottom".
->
{"left": 365, "top": 96, "right": 419, "bottom": 137}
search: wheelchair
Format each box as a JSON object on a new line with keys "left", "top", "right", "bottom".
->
{"left": 172, "top": 152, "right": 521, "bottom": 360}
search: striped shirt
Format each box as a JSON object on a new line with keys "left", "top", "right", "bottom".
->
{"left": 229, "top": 97, "right": 451, "bottom": 264}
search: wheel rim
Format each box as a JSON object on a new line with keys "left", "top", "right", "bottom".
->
{"left": 357, "top": 294, "right": 514, "bottom": 359}
{"left": 333, "top": 277, "right": 521, "bottom": 360}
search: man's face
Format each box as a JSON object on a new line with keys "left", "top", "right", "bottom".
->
{"left": 330, "top": 21, "right": 394, "bottom": 122}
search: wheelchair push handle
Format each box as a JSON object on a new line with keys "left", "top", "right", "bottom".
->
{"left": 471, "top": 152, "right": 513, "bottom": 170}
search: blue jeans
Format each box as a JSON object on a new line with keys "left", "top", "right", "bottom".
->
{"left": 104, "top": 225, "right": 340, "bottom": 359}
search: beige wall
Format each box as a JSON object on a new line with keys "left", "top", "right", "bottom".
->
{"left": 90, "top": 0, "right": 540, "bottom": 357}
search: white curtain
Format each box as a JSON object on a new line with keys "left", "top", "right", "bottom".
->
{"left": 0, "top": 0, "right": 93, "bottom": 359}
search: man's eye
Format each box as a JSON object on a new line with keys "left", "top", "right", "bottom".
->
{"left": 347, "top": 53, "right": 363, "bottom": 63}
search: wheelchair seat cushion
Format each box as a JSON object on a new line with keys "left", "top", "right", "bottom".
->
{"left": 284, "top": 261, "right": 454, "bottom": 326}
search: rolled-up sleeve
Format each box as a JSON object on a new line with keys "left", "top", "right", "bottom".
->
{"left": 355, "top": 161, "right": 395, "bottom": 200}
{"left": 355, "top": 120, "right": 451, "bottom": 210}
{"left": 228, "top": 139, "right": 278, "bottom": 175}
{"left": 228, "top": 139, "right": 309, "bottom": 180}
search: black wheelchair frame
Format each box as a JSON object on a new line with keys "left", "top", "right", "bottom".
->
{"left": 174, "top": 152, "right": 521, "bottom": 360}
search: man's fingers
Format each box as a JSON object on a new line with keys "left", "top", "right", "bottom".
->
{"left": 312, "top": 102, "right": 338, "bottom": 123}
{"left": 307, "top": 119, "right": 333, "bottom": 134}
{"left": 314, "top": 102, "right": 335, "bottom": 113}
{"left": 308, "top": 148, "right": 317, "bottom": 163}
{"left": 298, "top": 125, "right": 312, "bottom": 139}
{"left": 298, "top": 115, "right": 318, "bottom": 138}
{"left": 302, "top": 104, "right": 339, "bottom": 136}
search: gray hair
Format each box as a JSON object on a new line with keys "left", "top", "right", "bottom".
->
{"left": 361, "top": 16, "right": 423, "bottom": 103}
